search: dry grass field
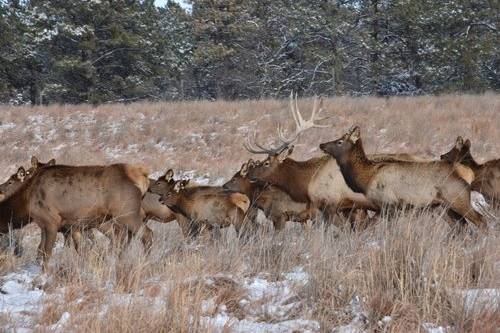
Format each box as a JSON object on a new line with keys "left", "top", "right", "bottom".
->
{"left": 0, "top": 94, "right": 499, "bottom": 332}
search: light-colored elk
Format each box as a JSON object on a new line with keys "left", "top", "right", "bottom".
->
{"left": 319, "top": 126, "right": 487, "bottom": 231}
{"left": 0, "top": 163, "right": 153, "bottom": 269}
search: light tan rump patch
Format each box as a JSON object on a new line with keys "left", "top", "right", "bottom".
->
{"left": 229, "top": 193, "right": 250, "bottom": 213}
{"left": 125, "top": 165, "right": 150, "bottom": 195}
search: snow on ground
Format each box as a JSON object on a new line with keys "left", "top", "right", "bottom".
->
{"left": 0, "top": 264, "right": 44, "bottom": 331}
{"left": 0, "top": 262, "right": 319, "bottom": 332}
{"left": 459, "top": 288, "right": 500, "bottom": 311}
{"left": 201, "top": 267, "right": 320, "bottom": 332}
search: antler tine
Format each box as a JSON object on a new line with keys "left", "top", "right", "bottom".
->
{"left": 280, "top": 94, "right": 332, "bottom": 144}
{"left": 244, "top": 130, "right": 279, "bottom": 155}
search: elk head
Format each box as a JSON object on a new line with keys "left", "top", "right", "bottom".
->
{"left": 159, "top": 179, "right": 190, "bottom": 213}
{"left": 149, "top": 169, "right": 175, "bottom": 195}
{"left": 244, "top": 93, "right": 329, "bottom": 184}
{"left": 246, "top": 146, "right": 294, "bottom": 184}
{"left": 0, "top": 167, "right": 27, "bottom": 200}
{"left": 440, "top": 136, "right": 474, "bottom": 165}
{"left": 319, "top": 126, "right": 362, "bottom": 162}
{"left": 223, "top": 160, "right": 254, "bottom": 193}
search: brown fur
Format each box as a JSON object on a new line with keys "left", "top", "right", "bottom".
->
{"left": 153, "top": 182, "right": 253, "bottom": 237}
{"left": 441, "top": 137, "right": 500, "bottom": 201}
{"left": 0, "top": 163, "right": 153, "bottom": 269}
{"left": 320, "top": 127, "right": 487, "bottom": 231}
{"left": 223, "top": 166, "right": 308, "bottom": 231}
{"left": 370, "top": 153, "right": 430, "bottom": 163}
{"left": 246, "top": 148, "right": 381, "bottom": 226}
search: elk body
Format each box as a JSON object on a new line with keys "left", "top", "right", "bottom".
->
{"left": 441, "top": 137, "right": 500, "bottom": 202}
{"left": 319, "top": 127, "right": 487, "bottom": 231}
{"left": 151, "top": 180, "right": 252, "bottom": 238}
{"left": 0, "top": 163, "right": 152, "bottom": 269}
{"left": 223, "top": 161, "right": 307, "bottom": 231}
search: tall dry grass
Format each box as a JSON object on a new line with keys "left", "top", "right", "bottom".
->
{"left": 0, "top": 93, "right": 498, "bottom": 179}
{"left": 0, "top": 94, "right": 499, "bottom": 332}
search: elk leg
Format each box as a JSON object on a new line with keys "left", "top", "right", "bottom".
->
{"left": 37, "top": 227, "right": 47, "bottom": 262}
{"left": 117, "top": 215, "right": 153, "bottom": 254}
{"left": 71, "top": 229, "right": 84, "bottom": 254}
{"left": 445, "top": 209, "right": 467, "bottom": 231}
{"left": 42, "top": 224, "right": 58, "bottom": 271}
{"left": 13, "top": 230, "right": 23, "bottom": 257}
{"left": 272, "top": 214, "right": 287, "bottom": 231}
{"left": 60, "top": 225, "right": 72, "bottom": 248}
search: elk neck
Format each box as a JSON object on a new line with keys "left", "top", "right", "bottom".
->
{"left": 336, "top": 139, "right": 377, "bottom": 194}
{"left": 460, "top": 153, "right": 481, "bottom": 171}
{"left": 271, "top": 156, "right": 329, "bottom": 203}
{"left": 0, "top": 179, "right": 32, "bottom": 233}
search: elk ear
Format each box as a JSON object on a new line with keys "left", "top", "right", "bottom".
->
{"left": 455, "top": 136, "right": 464, "bottom": 149}
{"left": 31, "top": 156, "right": 39, "bottom": 168}
{"left": 17, "top": 167, "right": 26, "bottom": 180}
{"left": 464, "top": 139, "right": 471, "bottom": 149}
{"left": 348, "top": 126, "right": 361, "bottom": 143}
{"left": 47, "top": 159, "right": 56, "bottom": 166}
{"left": 164, "top": 169, "right": 174, "bottom": 181}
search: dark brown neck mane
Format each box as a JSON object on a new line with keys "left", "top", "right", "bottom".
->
{"left": 336, "top": 139, "right": 377, "bottom": 194}
{"left": 459, "top": 151, "right": 480, "bottom": 171}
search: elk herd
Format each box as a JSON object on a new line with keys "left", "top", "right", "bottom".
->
{"left": 0, "top": 95, "right": 498, "bottom": 271}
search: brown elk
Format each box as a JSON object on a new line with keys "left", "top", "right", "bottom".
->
{"left": 223, "top": 160, "right": 308, "bottom": 231}
{"left": 0, "top": 163, "right": 152, "bottom": 269}
{"left": 319, "top": 126, "right": 487, "bottom": 231}
{"left": 245, "top": 95, "right": 379, "bottom": 226}
{"left": 0, "top": 157, "right": 56, "bottom": 256}
{"left": 441, "top": 136, "right": 500, "bottom": 202}
{"left": 151, "top": 178, "right": 252, "bottom": 238}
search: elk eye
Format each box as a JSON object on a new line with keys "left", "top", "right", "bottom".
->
{"left": 264, "top": 161, "right": 270, "bottom": 167}
{"left": 337, "top": 140, "right": 343, "bottom": 145}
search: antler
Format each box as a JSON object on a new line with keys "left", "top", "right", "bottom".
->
{"left": 244, "top": 92, "right": 331, "bottom": 156}
{"left": 278, "top": 92, "right": 330, "bottom": 145}
{"left": 243, "top": 130, "right": 290, "bottom": 155}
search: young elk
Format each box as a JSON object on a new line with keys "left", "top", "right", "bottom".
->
{"left": 151, "top": 178, "right": 252, "bottom": 239}
{"left": 245, "top": 94, "right": 378, "bottom": 227}
{"left": 0, "top": 163, "right": 152, "bottom": 270}
{"left": 223, "top": 160, "right": 307, "bottom": 231}
{"left": 441, "top": 136, "right": 500, "bottom": 203}
{"left": 319, "top": 126, "right": 487, "bottom": 232}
